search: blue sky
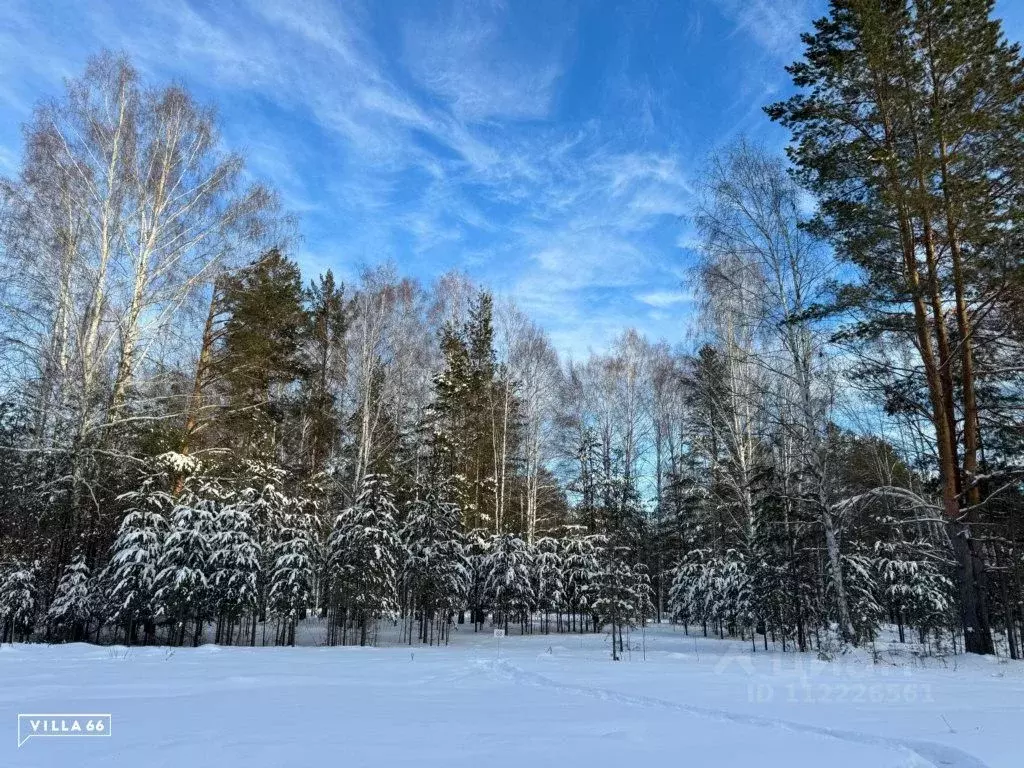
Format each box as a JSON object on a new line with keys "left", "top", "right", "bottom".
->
{"left": 3, "top": 0, "right": 1024, "bottom": 356}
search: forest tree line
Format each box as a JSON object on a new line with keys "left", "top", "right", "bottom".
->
{"left": 1, "top": 0, "right": 1023, "bottom": 658}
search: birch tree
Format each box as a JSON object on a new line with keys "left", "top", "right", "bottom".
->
{"left": 694, "top": 139, "right": 856, "bottom": 643}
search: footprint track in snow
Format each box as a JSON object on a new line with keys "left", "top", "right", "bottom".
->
{"left": 479, "top": 658, "right": 988, "bottom": 768}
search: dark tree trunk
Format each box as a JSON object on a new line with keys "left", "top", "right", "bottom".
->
{"left": 951, "top": 527, "right": 994, "bottom": 655}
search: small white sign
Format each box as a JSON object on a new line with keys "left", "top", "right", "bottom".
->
{"left": 17, "top": 714, "right": 112, "bottom": 748}
{"left": 493, "top": 629, "right": 505, "bottom": 638}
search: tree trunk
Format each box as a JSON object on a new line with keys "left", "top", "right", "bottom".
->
{"left": 950, "top": 526, "right": 994, "bottom": 655}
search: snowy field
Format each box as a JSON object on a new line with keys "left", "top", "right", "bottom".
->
{"left": 2, "top": 625, "right": 1021, "bottom": 768}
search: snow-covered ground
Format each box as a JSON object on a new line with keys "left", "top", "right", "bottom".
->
{"left": 2, "top": 625, "right": 1021, "bottom": 768}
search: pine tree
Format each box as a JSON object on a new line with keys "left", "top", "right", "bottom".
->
{"left": 327, "top": 473, "right": 402, "bottom": 646}
{"left": 602, "top": 475, "right": 647, "bottom": 552}
{"left": 746, "top": 492, "right": 810, "bottom": 652}
{"left": 47, "top": 553, "right": 93, "bottom": 642}
{"left": 767, "top": 0, "right": 1024, "bottom": 654}
{"left": 216, "top": 249, "right": 310, "bottom": 461}
{"left": 567, "top": 429, "right": 602, "bottom": 534}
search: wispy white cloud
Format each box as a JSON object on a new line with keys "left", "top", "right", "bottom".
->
{"left": 712, "top": 0, "right": 818, "bottom": 62}
{"left": 0, "top": 0, "right": 709, "bottom": 357}
{"left": 635, "top": 289, "right": 693, "bottom": 308}
{"left": 402, "top": 0, "right": 573, "bottom": 123}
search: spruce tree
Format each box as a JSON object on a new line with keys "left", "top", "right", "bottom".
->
{"left": 327, "top": 473, "right": 402, "bottom": 645}
{"left": 484, "top": 533, "right": 535, "bottom": 634}
{"left": 267, "top": 498, "right": 316, "bottom": 646}
{"left": 427, "top": 290, "right": 502, "bottom": 532}
{"left": 871, "top": 514, "right": 955, "bottom": 646}
{"left": 106, "top": 484, "right": 170, "bottom": 644}
{"left": 593, "top": 554, "right": 650, "bottom": 660}
{"left": 671, "top": 549, "right": 753, "bottom": 640}
{"left": 560, "top": 526, "right": 605, "bottom": 633}
{"left": 209, "top": 489, "right": 261, "bottom": 645}
{"left": 47, "top": 553, "right": 93, "bottom": 642}
{"left": 841, "top": 551, "right": 884, "bottom": 646}
{"left": 302, "top": 271, "right": 348, "bottom": 477}
{"left": 401, "top": 487, "right": 469, "bottom": 645}
{"left": 532, "top": 536, "right": 564, "bottom": 634}
{"left": 465, "top": 293, "right": 498, "bottom": 531}
{"left": 0, "top": 561, "right": 38, "bottom": 643}
{"left": 154, "top": 495, "right": 215, "bottom": 646}
{"left": 250, "top": 477, "right": 299, "bottom": 638}
{"left": 465, "top": 527, "right": 491, "bottom": 630}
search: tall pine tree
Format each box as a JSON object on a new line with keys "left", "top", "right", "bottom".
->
{"left": 768, "top": 0, "right": 1024, "bottom": 654}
